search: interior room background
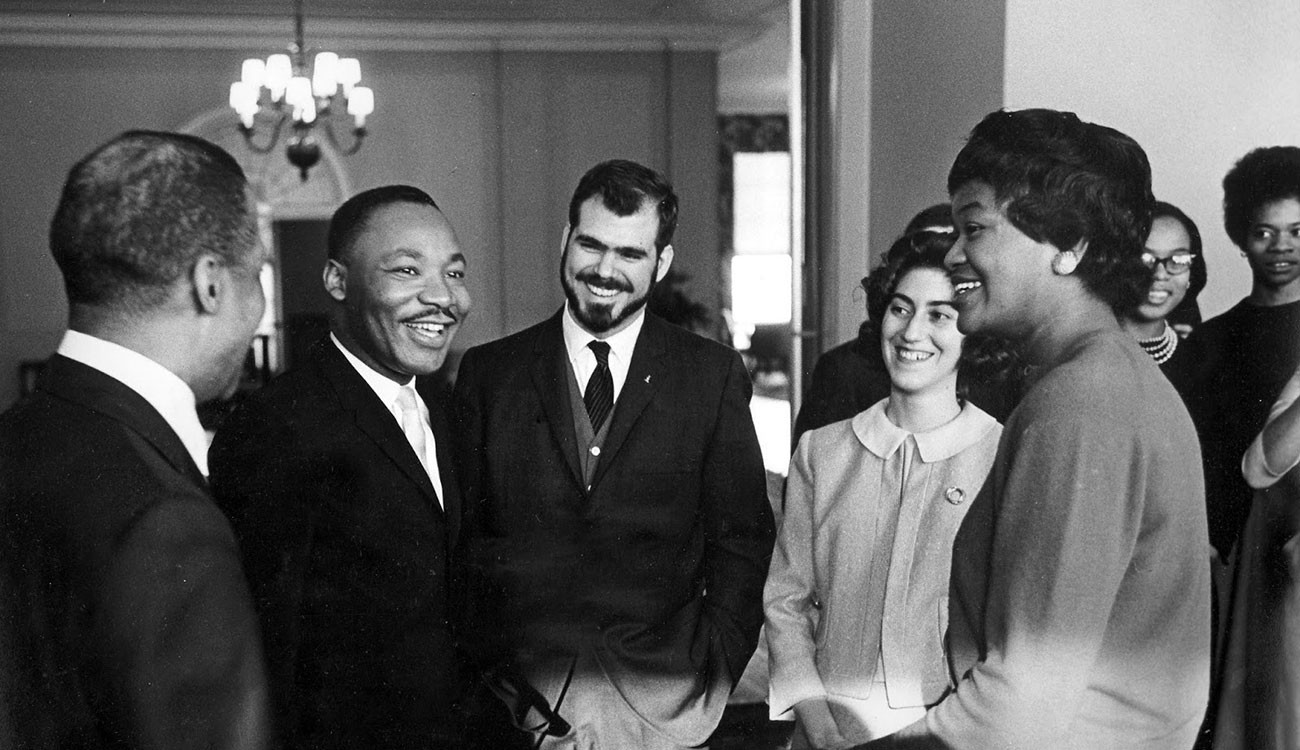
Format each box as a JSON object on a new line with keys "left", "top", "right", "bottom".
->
{"left": 1, "top": 0, "right": 1297, "bottom": 460}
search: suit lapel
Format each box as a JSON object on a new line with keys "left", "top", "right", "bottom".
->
{"left": 313, "top": 340, "right": 442, "bottom": 509}
{"left": 427, "top": 398, "right": 461, "bottom": 547}
{"left": 529, "top": 314, "right": 583, "bottom": 487}
{"left": 40, "top": 355, "right": 207, "bottom": 489}
{"left": 590, "top": 315, "right": 669, "bottom": 489}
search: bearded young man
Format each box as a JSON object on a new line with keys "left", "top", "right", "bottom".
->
{"left": 453, "top": 159, "right": 774, "bottom": 750}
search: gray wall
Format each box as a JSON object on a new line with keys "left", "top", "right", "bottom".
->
{"left": 0, "top": 44, "right": 719, "bottom": 408}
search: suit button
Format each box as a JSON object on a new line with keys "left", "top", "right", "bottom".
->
{"left": 590, "top": 446, "right": 601, "bottom": 456}
{"left": 945, "top": 487, "right": 965, "bottom": 505}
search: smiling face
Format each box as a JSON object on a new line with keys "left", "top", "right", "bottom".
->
{"left": 1244, "top": 197, "right": 1300, "bottom": 300}
{"left": 881, "top": 266, "right": 964, "bottom": 398}
{"left": 324, "top": 202, "right": 470, "bottom": 382}
{"left": 561, "top": 196, "right": 673, "bottom": 337}
{"left": 946, "top": 180, "right": 1059, "bottom": 339}
{"left": 1132, "top": 215, "right": 1193, "bottom": 324}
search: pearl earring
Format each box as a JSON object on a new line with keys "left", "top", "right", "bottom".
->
{"left": 1052, "top": 251, "right": 1080, "bottom": 275}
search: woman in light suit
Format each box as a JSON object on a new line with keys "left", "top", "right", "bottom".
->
{"left": 764, "top": 227, "right": 1004, "bottom": 748}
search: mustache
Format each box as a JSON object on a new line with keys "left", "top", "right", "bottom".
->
{"left": 401, "top": 304, "right": 460, "bottom": 324}
{"left": 575, "top": 270, "right": 633, "bottom": 293}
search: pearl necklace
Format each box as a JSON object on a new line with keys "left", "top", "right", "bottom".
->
{"left": 1138, "top": 322, "right": 1178, "bottom": 365}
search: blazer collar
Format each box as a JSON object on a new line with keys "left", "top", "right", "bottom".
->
{"left": 590, "top": 313, "right": 668, "bottom": 488}
{"left": 529, "top": 309, "right": 670, "bottom": 491}
{"left": 39, "top": 354, "right": 208, "bottom": 489}
{"left": 530, "top": 311, "right": 583, "bottom": 486}
{"left": 852, "top": 399, "right": 998, "bottom": 463}
{"left": 311, "top": 338, "right": 442, "bottom": 509}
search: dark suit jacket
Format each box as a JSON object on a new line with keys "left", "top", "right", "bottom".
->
{"left": 453, "top": 311, "right": 775, "bottom": 746}
{"left": 0, "top": 354, "right": 269, "bottom": 749}
{"left": 209, "top": 338, "right": 462, "bottom": 749}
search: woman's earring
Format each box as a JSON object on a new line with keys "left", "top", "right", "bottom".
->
{"left": 1051, "top": 251, "right": 1080, "bottom": 275}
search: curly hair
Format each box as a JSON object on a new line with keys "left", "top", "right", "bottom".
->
{"left": 1222, "top": 146, "right": 1300, "bottom": 249}
{"left": 947, "top": 108, "right": 1155, "bottom": 314}
{"left": 860, "top": 228, "right": 1017, "bottom": 401}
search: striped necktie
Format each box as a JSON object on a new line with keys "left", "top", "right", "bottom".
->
{"left": 584, "top": 340, "right": 614, "bottom": 432}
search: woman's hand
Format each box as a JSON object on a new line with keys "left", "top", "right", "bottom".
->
{"left": 794, "top": 696, "right": 851, "bottom": 750}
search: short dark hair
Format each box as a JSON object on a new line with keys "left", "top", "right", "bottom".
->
{"left": 1151, "top": 199, "right": 1207, "bottom": 303}
{"left": 568, "top": 159, "right": 678, "bottom": 252}
{"left": 328, "top": 184, "right": 440, "bottom": 263}
{"left": 1222, "top": 146, "right": 1300, "bottom": 249}
{"left": 49, "top": 130, "right": 257, "bottom": 312}
{"left": 948, "top": 108, "right": 1155, "bottom": 313}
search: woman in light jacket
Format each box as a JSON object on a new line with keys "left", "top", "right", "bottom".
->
{"left": 764, "top": 230, "right": 1004, "bottom": 748}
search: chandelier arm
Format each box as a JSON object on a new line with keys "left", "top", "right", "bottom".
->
{"left": 238, "top": 112, "right": 290, "bottom": 155}
{"left": 321, "top": 118, "right": 368, "bottom": 156}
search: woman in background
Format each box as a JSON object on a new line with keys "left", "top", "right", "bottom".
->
{"left": 1119, "top": 200, "right": 1206, "bottom": 384}
{"left": 765, "top": 237, "right": 1002, "bottom": 748}
{"left": 1213, "top": 360, "right": 1300, "bottom": 749}
{"left": 1182, "top": 146, "right": 1300, "bottom": 563}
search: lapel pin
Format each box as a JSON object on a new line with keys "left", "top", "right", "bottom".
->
{"left": 644, "top": 375, "right": 652, "bottom": 384}
{"left": 945, "top": 487, "right": 965, "bottom": 505}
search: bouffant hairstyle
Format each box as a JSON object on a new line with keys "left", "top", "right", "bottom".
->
{"left": 947, "top": 108, "right": 1155, "bottom": 314}
{"left": 1222, "top": 146, "right": 1300, "bottom": 249}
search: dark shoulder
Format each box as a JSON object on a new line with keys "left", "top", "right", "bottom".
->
{"left": 1, "top": 391, "right": 206, "bottom": 542}
{"left": 461, "top": 316, "right": 553, "bottom": 362}
{"left": 653, "top": 315, "right": 742, "bottom": 368}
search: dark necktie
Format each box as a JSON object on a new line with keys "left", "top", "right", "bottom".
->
{"left": 584, "top": 340, "right": 614, "bottom": 432}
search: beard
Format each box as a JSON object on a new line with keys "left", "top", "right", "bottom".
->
{"left": 560, "top": 256, "right": 657, "bottom": 335}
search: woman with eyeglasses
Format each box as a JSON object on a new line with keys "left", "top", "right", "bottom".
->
{"left": 1118, "top": 201, "right": 1206, "bottom": 381}
{"left": 765, "top": 235, "right": 1005, "bottom": 748}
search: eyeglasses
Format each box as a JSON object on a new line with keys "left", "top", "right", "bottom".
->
{"left": 1141, "top": 251, "right": 1196, "bottom": 276}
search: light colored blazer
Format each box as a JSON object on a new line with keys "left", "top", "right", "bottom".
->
{"left": 765, "top": 399, "right": 1001, "bottom": 718}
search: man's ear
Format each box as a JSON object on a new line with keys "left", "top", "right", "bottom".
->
{"left": 191, "top": 254, "right": 224, "bottom": 315}
{"left": 655, "top": 244, "right": 674, "bottom": 282}
{"left": 323, "top": 259, "right": 347, "bottom": 302}
{"left": 560, "top": 224, "right": 572, "bottom": 255}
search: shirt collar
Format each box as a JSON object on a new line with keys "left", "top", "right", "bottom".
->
{"left": 561, "top": 303, "right": 645, "bottom": 366}
{"left": 57, "top": 329, "right": 211, "bottom": 475}
{"left": 330, "top": 333, "right": 414, "bottom": 408}
{"left": 852, "top": 398, "right": 998, "bottom": 463}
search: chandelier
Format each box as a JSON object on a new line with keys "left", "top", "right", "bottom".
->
{"left": 228, "top": 0, "right": 374, "bottom": 180}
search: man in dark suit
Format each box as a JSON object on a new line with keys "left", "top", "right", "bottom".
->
{"left": 454, "top": 159, "right": 775, "bottom": 749}
{"left": 209, "top": 185, "right": 469, "bottom": 749}
{"left": 0, "top": 131, "right": 271, "bottom": 748}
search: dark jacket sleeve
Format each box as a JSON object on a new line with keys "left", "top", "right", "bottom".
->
{"left": 209, "top": 404, "right": 319, "bottom": 748}
{"left": 700, "top": 350, "right": 776, "bottom": 681}
{"left": 98, "top": 495, "right": 271, "bottom": 750}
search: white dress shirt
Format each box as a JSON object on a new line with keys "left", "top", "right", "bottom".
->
{"left": 331, "top": 334, "right": 444, "bottom": 505}
{"left": 57, "top": 329, "right": 212, "bottom": 476}
{"left": 562, "top": 303, "right": 645, "bottom": 405}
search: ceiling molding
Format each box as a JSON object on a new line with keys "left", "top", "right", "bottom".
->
{"left": 0, "top": 11, "right": 766, "bottom": 52}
